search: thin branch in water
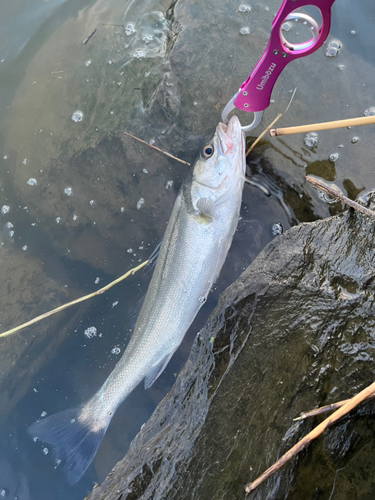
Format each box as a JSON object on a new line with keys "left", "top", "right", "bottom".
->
{"left": 0, "top": 260, "right": 148, "bottom": 339}
{"left": 245, "top": 381, "right": 375, "bottom": 494}
{"left": 306, "top": 175, "right": 375, "bottom": 221}
{"left": 246, "top": 113, "right": 283, "bottom": 156}
{"left": 294, "top": 392, "right": 375, "bottom": 421}
{"left": 123, "top": 131, "right": 190, "bottom": 166}
{"left": 284, "top": 87, "right": 297, "bottom": 114}
{"left": 82, "top": 28, "right": 97, "bottom": 45}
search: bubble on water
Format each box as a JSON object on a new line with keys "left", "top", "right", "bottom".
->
{"left": 71, "top": 110, "right": 83, "bottom": 122}
{"left": 117, "top": 82, "right": 122, "bottom": 86}
{"left": 3, "top": 156, "right": 7, "bottom": 160}
{"left": 325, "top": 47, "right": 339, "bottom": 58}
{"left": 120, "top": 207, "right": 125, "bottom": 213}
{"left": 22, "top": 245, "right": 27, "bottom": 251}
{"left": 240, "top": 26, "right": 250, "bottom": 35}
{"left": 27, "top": 178, "right": 37, "bottom": 186}
{"left": 85, "top": 60, "right": 92, "bottom": 67}
{"left": 1, "top": 205, "right": 9, "bottom": 215}
{"left": 364, "top": 107, "right": 375, "bottom": 116}
{"left": 112, "top": 301, "right": 118, "bottom": 307}
{"left": 0, "top": 490, "right": 6, "bottom": 497}
{"left": 64, "top": 187, "right": 73, "bottom": 196}
{"left": 303, "top": 132, "right": 318, "bottom": 148}
{"left": 89, "top": 200, "right": 95, "bottom": 206}
{"left": 111, "top": 346, "right": 121, "bottom": 355}
{"left": 325, "top": 39, "right": 342, "bottom": 58}
{"left": 70, "top": 418, "right": 76, "bottom": 423}
{"left": 238, "top": 3, "right": 251, "bottom": 12}
{"left": 72, "top": 214, "right": 78, "bottom": 221}
{"left": 193, "top": 102, "right": 198, "bottom": 106}
{"left": 329, "top": 152, "right": 339, "bottom": 162}
{"left": 350, "top": 30, "right": 356, "bottom": 35}
{"left": 317, "top": 188, "right": 340, "bottom": 205}
{"left": 145, "top": 71, "right": 150, "bottom": 77}
{"left": 143, "top": 168, "right": 148, "bottom": 174}
{"left": 142, "top": 34, "right": 153, "bottom": 44}
{"left": 108, "top": 60, "right": 113, "bottom": 65}
{"left": 84, "top": 326, "right": 97, "bottom": 338}
{"left": 272, "top": 223, "right": 283, "bottom": 236}
{"left": 43, "top": 447, "right": 49, "bottom": 455}
{"left": 56, "top": 217, "right": 61, "bottom": 224}
{"left": 125, "top": 23, "right": 136, "bottom": 36}
{"left": 94, "top": 277, "right": 100, "bottom": 284}
{"left": 127, "top": 248, "right": 133, "bottom": 253}
{"left": 23, "top": 159, "right": 27, "bottom": 165}
{"left": 133, "top": 50, "right": 145, "bottom": 59}
{"left": 281, "top": 21, "right": 292, "bottom": 32}
{"left": 166, "top": 180, "right": 173, "bottom": 189}
{"left": 149, "top": 139, "right": 155, "bottom": 145}
{"left": 40, "top": 411, "right": 47, "bottom": 417}
{"left": 137, "top": 198, "right": 145, "bottom": 210}
{"left": 198, "top": 296, "right": 207, "bottom": 304}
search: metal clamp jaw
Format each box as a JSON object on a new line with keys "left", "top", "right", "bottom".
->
{"left": 222, "top": 0, "right": 336, "bottom": 131}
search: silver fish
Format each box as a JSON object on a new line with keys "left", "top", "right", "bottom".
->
{"left": 28, "top": 115, "right": 246, "bottom": 484}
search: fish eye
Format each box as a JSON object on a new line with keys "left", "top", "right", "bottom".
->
{"left": 201, "top": 145, "right": 214, "bottom": 159}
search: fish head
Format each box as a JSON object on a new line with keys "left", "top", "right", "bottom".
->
{"left": 191, "top": 115, "right": 245, "bottom": 206}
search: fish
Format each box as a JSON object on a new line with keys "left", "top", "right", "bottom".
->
{"left": 28, "top": 115, "right": 246, "bottom": 484}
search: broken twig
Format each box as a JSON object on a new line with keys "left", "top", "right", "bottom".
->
{"left": 245, "top": 381, "right": 375, "bottom": 494}
{"left": 123, "top": 131, "right": 190, "bottom": 166}
{"left": 294, "top": 392, "right": 375, "bottom": 421}
{"left": 0, "top": 260, "right": 148, "bottom": 339}
{"left": 306, "top": 175, "right": 375, "bottom": 221}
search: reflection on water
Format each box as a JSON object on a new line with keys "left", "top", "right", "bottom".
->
{"left": 0, "top": 0, "right": 374, "bottom": 497}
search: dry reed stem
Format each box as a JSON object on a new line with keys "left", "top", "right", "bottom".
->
{"left": 0, "top": 260, "right": 148, "bottom": 339}
{"left": 246, "top": 114, "right": 283, "bottom": 156}
{"left": 245, "top": 381, "right": 375, "bottom": 494}
{"left": 269, "top": 115, "right": 375, "bottom": 137}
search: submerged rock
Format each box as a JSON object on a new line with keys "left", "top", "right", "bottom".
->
{"left": 86, "top": 193, "right": 375, "bottom": 499}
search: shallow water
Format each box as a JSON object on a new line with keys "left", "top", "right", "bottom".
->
{"left": 0, "top": 0, "right": 375, "bottom": 498}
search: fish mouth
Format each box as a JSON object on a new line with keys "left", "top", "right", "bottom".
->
{"left": 217, "top": 115, "right": 243, "bottom": 155}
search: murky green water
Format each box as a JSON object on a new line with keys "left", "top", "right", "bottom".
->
{"left": 0, "top": 0, "right": 374, "bottom": 498}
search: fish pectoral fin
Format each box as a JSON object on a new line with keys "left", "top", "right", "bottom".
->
{"left": 196, "top": 197, "right": 215, "bottom": 219}
{"left": 144, "top": 348, "right": 178, "bottom": 390}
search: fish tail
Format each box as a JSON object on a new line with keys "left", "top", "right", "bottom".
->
{"left": 28, "top": 404, "right": 112, "bottom": 484}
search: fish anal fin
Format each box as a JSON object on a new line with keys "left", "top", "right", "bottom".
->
{"left": 144, "top": 348, "right": 178, "bottom": 390}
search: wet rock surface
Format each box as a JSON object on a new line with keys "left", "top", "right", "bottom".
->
{"left": 85, "top": 195, "right": 375, "bottom": 500}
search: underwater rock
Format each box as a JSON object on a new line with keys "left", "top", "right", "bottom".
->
{"left": 86, "top": 193, "right": 375, "bottom": 499}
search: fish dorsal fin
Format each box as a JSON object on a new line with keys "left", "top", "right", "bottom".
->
{"left": 144, "top": 347, "right": 178, "bottom": 390}
{"left": 196, "top": 197, "right": 215, "bottom": 218}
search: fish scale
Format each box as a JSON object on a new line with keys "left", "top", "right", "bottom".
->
{"left": 28, "top": 115, "right": 246, "bottom": 484}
